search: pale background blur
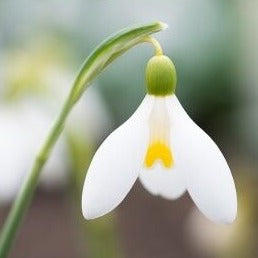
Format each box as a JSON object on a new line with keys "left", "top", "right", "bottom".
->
{"left": 0, "top": 0, "right": 257, "bottom": 258}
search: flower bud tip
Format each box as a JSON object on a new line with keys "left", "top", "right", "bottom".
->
{"left": 159, "top": 22, "right": 168, "bottom": 30}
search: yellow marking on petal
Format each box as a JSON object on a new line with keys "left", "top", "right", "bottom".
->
{"left": 144, "top": 142, "right": 174, "bottom": 168}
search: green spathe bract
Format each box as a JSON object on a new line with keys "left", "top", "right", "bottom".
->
{"left": 146, "top": 55, "right": 177, "bottom": 96}
{"left": 71, "top": 21, "right": 167, "bottom": 104}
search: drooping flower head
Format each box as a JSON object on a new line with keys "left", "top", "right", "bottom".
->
{"left": 82, "top": 49, "right": 237, "bottom": 224}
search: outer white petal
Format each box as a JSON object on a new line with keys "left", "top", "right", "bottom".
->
{"left": 166, "top": 95, "right": 237, "bottom": 224}
{"left": 139, "top": 164, "right": 186, "bottom": 199}
{"left": 82, "top": 95, "right": 153, "bottom": 219}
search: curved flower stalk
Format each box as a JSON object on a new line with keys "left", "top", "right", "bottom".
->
{"left": 0, "top": 22, "right": 166, "bottom": 258}
{"left": 82, "top": 52, "right": 237, "bottom": 224}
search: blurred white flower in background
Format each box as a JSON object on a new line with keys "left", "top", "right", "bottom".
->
{"left": 0, "top": 41, "right": 112, "bottom": 204}
{"left": 186, "top": 208, "right": 239, "bottom": 256}
{"left": 0, "top": 101, "right": 67, "bottom": 202}
{"left": 186, "top": 169, "right": 255, "bottom": 258}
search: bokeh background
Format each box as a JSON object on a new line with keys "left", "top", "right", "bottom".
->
{"left": 0, "top": 0, "right": 257, "bottom": 257}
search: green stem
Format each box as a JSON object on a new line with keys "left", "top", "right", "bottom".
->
{"left": 144, "top": 36, "right": 163, "bottom": 56}
{"left": 0, "top": 21, "right": 166, "bottom": 258}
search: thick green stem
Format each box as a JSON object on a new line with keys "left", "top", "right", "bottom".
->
{"left": 0, "top": 21, "right": 166, "bottom": 258}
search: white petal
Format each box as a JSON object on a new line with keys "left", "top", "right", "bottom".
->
{"left": 166, "top": 95, "right": 237, "bottom": 224}
{"left": 138, "top": 96, "right": 186, "bottom": 199}
{"left": 82, "top": 95, "right": 153, "bottom": 219}
{"left": 139, "top": 164, "right": 186, "bottom": 199}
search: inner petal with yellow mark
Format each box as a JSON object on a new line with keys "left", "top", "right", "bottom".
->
{"left": 145, "top": 142, "right": 174, "bottom": 168}
{"left": 144, "top": 97, "right": 174, "bottom": 169}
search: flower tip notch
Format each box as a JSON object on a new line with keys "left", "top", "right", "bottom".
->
{"left": 159, "top": 22, "right": 168, "bottom": 30}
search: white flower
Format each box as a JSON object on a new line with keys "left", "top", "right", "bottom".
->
{"left": 82, "top": 55, "right": 237, "bottom": 224}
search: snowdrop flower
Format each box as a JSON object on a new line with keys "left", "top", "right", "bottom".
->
{"left": 82, "top": 54, "right": 237, "bottom": 224}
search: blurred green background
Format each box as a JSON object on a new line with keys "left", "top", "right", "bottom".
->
{"left": 0, "top": 0, "right": 257, "bottom": 257}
